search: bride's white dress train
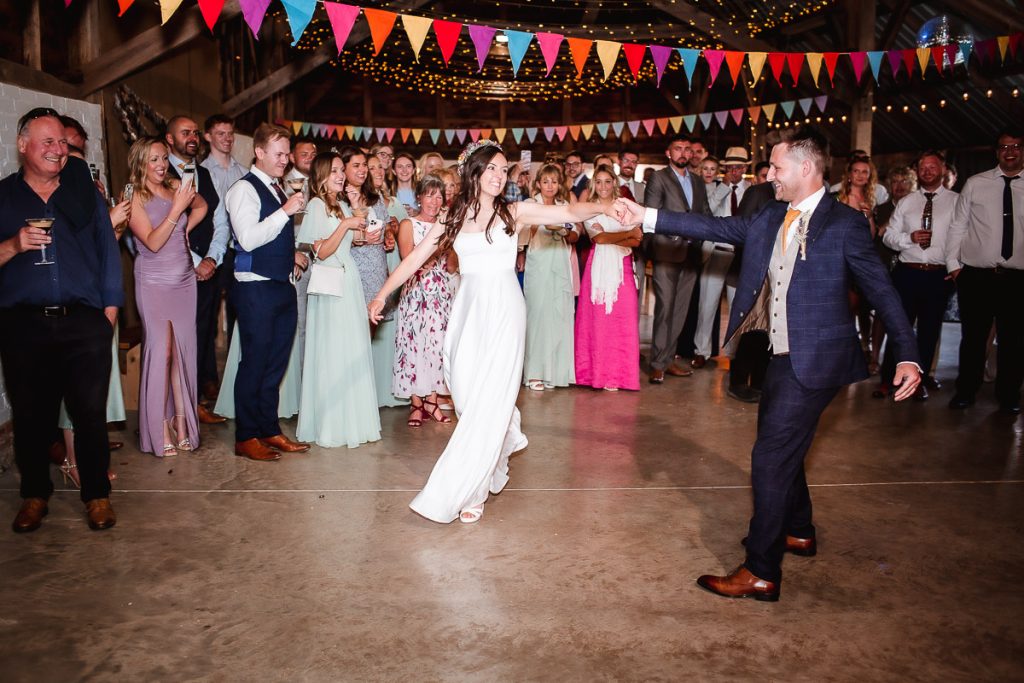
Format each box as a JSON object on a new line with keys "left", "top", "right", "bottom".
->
{"left": 409, "top": 226, "right": 528, "bottom": 523}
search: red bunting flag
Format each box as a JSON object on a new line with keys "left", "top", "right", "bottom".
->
{"left": 822, "top": 52, "right": 840, "bottom": 85}
{"left": 931, "top": 46, "right": 946, "bottom": 72}
{"left": 786, "top": 53, "right": 804, "bottom": 85}
{"left": 197, "top": 0, "right": 223, "bottom": 30}
{"left": 433, "top": 20, "right": 462, "bottom": 65}
{"left": 848, "top": 51, "right": 867, "bottom": 84}
{"left": 622, "top": 43, "right": 646, "bottom": 81}
{"left": 729, "top": 108, "right": 744, "bottom": 125}
{"left": 117, "top": 0, "right": 134, "bottom": 15}
{"left": 363, "top": 8, "right": 397, "bottom": 56}
{"left": 723, "top": 51, "right": 745, "bottom": 87}
{"left": 901, "top": 48, "right": 917, "bottom": 77}
{"left": 767, "top": 53, "right": 786, "bottom": 85}
{"left": 566, "top": 37, "right": 593, "bottom": 79}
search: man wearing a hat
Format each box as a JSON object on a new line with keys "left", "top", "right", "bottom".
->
{"left": 693, "top": 147, "right": 751, "bottom": 369}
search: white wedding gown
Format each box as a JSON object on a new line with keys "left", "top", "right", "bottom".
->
{"left": 409, "top": 224, "right": 529, "bottom": 523}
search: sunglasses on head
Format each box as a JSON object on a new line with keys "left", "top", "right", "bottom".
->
{"left": 17, "top": 107, "right": 61, "bottom": 135}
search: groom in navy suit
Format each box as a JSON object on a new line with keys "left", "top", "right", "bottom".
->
{"left": 615, "top": 127, "right": 921, "bottom": 601}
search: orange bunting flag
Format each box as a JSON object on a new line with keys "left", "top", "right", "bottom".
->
{"left": 655, "top": 117, "right": 670, "bottom": 134}
{"left": 595, "top": 40, "right": 621, "bottom": 81}
{"left": 724, "top": 51, "right": 745, "bottom": 87}
{"left": 747, "top": 52, "right": 767, "bottom": 82}
{"left": 480, "top": 129, "right": 492, "bottom": 140}
{"left": 117, "top": 0, "right": 134, "bottom": 15}
{"left": 997, "top": 35, "right": 1010, "bottom": 61}
{"left": 748, "top": 106, "right": 761, "bottom": 124}
{"left": 401, "top": 15, "right": 432, "bottom": 61}
{"left": 433, "top": 20, "right": 462, "bottom": 65}
{"left": 567, "top": 37, "right": 593, "bottom": 78}
{"left": 363, "top": 8, "right": 397, "bottom": 56}
{"left": 400, "top": 127, "right": 411, "bottom": 143}
{"left": 622, "top": 43, "right": 646, "bottom": 81}
{"left": 569, "top": 124, "right": 581, "bottom": 140}
{"left": 916, "top": 47, "right": 931, "bottom": 74}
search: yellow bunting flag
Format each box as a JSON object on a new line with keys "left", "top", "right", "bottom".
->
{"left": 762, "top": 103, "right": 777, "bottom": 121}
{"left": 159, "top": 0, "right": 185, "bottom": 24}
{"left": 595, "top": 40, "right": 621, "bottom": 81}
{"left": 580, "top": 124, "right": 594, "bottom": 139}
{"left": 493, "top": 128, "right": 506, "bottom": 142}
{"left": 411, "top": 129, "right": 423, "bottom": 143}
{"left": 291, "top": 121, "right": 303, "bottom": 135}
{"left": 916, "top": 47, "right": 930, "bottom": 73}
{"left": 402, "top": 15, "right": 432, "bottom": 61}
{"left": 806, "top": 53, "right": 823, "bottom": 86}
{"left": 344, "top": 125, "right": 355, "bottom": 139}
{"left": 668, "top": 115, "right": 683, "bottom": 132}
{"left": 747, "top": 52, "right": 767, "bottom": 82}
{"left": 998, "top": 35, "right": 1010, "bottom": 61}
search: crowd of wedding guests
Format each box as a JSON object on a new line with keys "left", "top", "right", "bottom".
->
{"left": 2, "top": 104, "right": 1021, "bottom": 532}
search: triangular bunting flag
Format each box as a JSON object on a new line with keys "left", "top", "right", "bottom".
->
{"left": 798, "top": 97, "right": 813, "bottom": 115}
{"left": 611, "top": 121, "right": 625, "bottom": 137}
{"left": 344, "top": 125, "right": 354, "bottom": 139}
{"left": 998, "top": 35, "right": 1010, "bottom": 62}
{"left": 786, "top": 52, "right": 804, "bottom": 85}
{"left": 698, "top": 112, "right": 712, "bottom": 129}
{"left": 324, "top": 2, "right": 359, "bottom": 54}
{"left": 568, "top": 125, "right": 581, "bottom": 140}
{"left": 512, "top": 128, "right": 524, "bottom": 144}
{"left": 641, "top": 118, "right": 656, "bottom": 136}
{"left": 677, "top": 48, "right": 700, "bottom": 87}
{"left": 385, "top": 128, "right": 396, "bottom": 142}
{"left": 704, "top": 49, "right": 726, "bottom": 84}
{"left": 668, "top": 115, "right": 683, "bottom": 133}
{"left": 291, "top": 121, "right": 303, "bottom": 135}
{"left": 596, "top": 123, "right": 609, "bottom": 138}
{"left": 159, "top": 0, "right": 186, "bottom": 25}
{"left": 780, "top": 101, "right": 796, "bottom": 119}
{"left": 197, "top": 0, "right": 224, "bottom": 30}
{"left": 931, "top": 46, "right": 946, "bottom": 72}
{"left": 455, "top": 129, "right": 468, "bottom": 144}
{"left": 713, "top": 110, "right": 729, "bottom": 129}
{"left": 595, "top": 40, "right": 621, "bottom": 81}
{"left": 375, "top": 127, "right": 386, "bottom": 141}
{"left": 806, "top": 53, "right": 823, "bottom": 86}
{"left": 767, "top": 52, "right": 786, "bottom": 85}
{"left": 1009, "top": 33, "right": 1021, "bottom": 57}
{"left": 444, "top": 129, "right": 456, "bottom": 144}
{"left": 469, "top": 129, "right": 480, "bottom": 142}
{"left": 429, "top": 129, "right": 440, "bottom": 144}
{"left": 901, "top": 48, "right": 916, "bottom": 77}
{"left": 399, "top": 128, "right": 410, "bottom": 143}
{"left": 748, "top": 106, "right": 761, "bottom": 124}
{"left": 822, "top": 53, "right": 840, "bottom": 84}
{"left": 916, "top": 46, "right": 931, "bottom": 74}
{"left": 580, "top": 124, "right": 594, "bottom": 139}
{"left": 241, "top": 0, "right": 271, "bottom": 37}
{"left": 649, "top": 45, "right": 673, "bottom": 86}
{"left": 747, "top": 52, "right": 767, "bottom": 82}
{"left": 729, "top": 108, "right": 744, "bottom": 126}
{"left": 655, "top": 117, "right": 669, "bottom": 134}
{"left": 411, "top": 129, "right": 423, "bottom": 144}
{"left": 867, "top": 51, "right": 884, "bottom": 82}
{"left": 433, "top": 20, "right": 463, "bottom": 65}
{"left": 627, "top": 120, "right": 641, "bottom": 137}
{"left": 535, "top": 32, "right": 564, "bottom": 77}
{"left": 468, "top": 24, "right": 497, "bottom": 71}
{"left": 814, "top": 95, "right": 828, "bottom": 112}
{"left": 542, "top": 127, "right": 555, "bottom": 142}
{"left": 944, "top": 44, "right": 958, "bottom": 70}
{"left": 480, "top": 129, "right": 492, "bottom": 140}
{"left": 493, "top": 128, "right": 506, "bottom": 142}
{"left": 567, "top": 37, "right": 593, "bottom": 78}
{"left": 959, "top": 40, "right": 973, "bottom": 66}
{"left": 363, "top": 8, "right": 397, "bottom": 56}
{"left": 622, "top": 43, "right": 646, "bottom": 81}
{"left": 117, "top": 0, "right": 135, "bottom": 17}
{"left": 324, "top": 125, "right": 336, "bottom": 139}
{"left": 724, "top": 51, "right": 745, "bottom": 87}
{"left": 681, "top": 115, "right": 695, "bottom": 132}
{"left": 762, "top": 103, "right": 776, "bottom": 121}
{"left": 525, "top": 127, "right": 538, "bottom": 143}
{"left": 886, "top": 49, "right": 902, "bottom": 77}
{"left": 848, "top": 51, "right": 867, "bottom": 84}
{"left": 401, "top": 14, "right": 432, "bottom": 61}
{"left": 351, "top": 126, "right": 363, "bottom": 140}
{"left": 281, "top": 0, "right": 315, "bottom": 46}
{"left": 555, "top": 125, "right": 568, "bottom": 141}
{"left": 506, "top": 30, "right": 534, "bottom": 77}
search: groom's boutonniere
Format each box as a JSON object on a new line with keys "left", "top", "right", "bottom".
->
{"left": 794, "top": 214, "right": 809, "bottom": 260}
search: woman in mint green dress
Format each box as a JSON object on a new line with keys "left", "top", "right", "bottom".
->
{"left": 295, "top": 151, "right": 381, "bottom": 448}
{"left": 214, "top": 320, "right": 302, "bottom": 420}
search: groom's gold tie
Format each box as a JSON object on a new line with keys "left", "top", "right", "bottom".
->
{"left": 781, "top": 208, "right": 801, "bottom": 253}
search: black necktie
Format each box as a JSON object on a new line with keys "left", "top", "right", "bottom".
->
{"left": 1003, "top": 176, "right": 1018, "bottom": 260}
{"left": 922, "top": 192, "right": 935, "bottom": 231}
{"left": 271, "top": 181, "right": 288, "bottom": 205}
{"left": 730, "top": 185, "right": 739, "bottom": 215}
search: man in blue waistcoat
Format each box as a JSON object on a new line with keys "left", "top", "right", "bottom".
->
{"left": 224, "top": 123, "right": 310, "bottom": 461}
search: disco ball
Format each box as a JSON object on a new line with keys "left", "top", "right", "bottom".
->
{"left": 917, "top": 16, "right": 974, "bottom": 67}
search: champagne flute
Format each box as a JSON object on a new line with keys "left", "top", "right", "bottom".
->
{"left": 351, "top": 207, "right": 369, "bottom": 246}
{"left": 27, "top": 217, "right": 55, "bottom": 265}
{"left": 287, "top": 177, "right": 307, "bottom": 214}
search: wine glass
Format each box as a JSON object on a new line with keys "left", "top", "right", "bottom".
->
{"left": 287, "top": 177, "right": 307, "bottom": 214}
{"left": 27, "top": 217, "right": 55, "bottom": 265}
{"left": 351, "top": 207, "right": 369, "bottom": 246}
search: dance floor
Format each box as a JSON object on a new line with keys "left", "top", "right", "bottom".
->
{"left": 1, "top": 325, "right": 1022, "bottom": 682}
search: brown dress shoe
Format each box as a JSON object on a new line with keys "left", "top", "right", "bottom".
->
{"left": 12, "top": 498, "right": 48, "bottom": 533}
{"left": 235, "top": 438, "right": 281, "bottom": 461}
{"left": 690, "top": 354, "right": 707, "bottom": 369}
{"left": 665, "top": 364, "right": 694, "bottom": 377}
{"left": 697, "top": 566, "right": 780, "bottom": 601}
{"left": 85, "top": 498, "right": 116, "bottom": 530}
{"left": 648, "top": 369, "right": 665, "bottom": 384}
{"left": 198, "top": 404, "right": 228, "bottom": 424}
{"left": 742, "top": 535, "right": 817, "bottom": 557}
{"left": 261, "top": 434, "right": 311, "bottom": 453}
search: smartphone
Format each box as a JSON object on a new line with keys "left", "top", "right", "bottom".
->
{"left": 89, "top": 163, "right": 100, "bottom": 181}
{"left": 181, "top": 163, "right": 196, "bottom": 190}
{"left": 123, "top": 183, "right": 134, "bottom": 202}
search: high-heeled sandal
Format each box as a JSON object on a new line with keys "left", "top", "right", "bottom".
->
{"left": 173, "top": 415, "right": 193, "bottom": 451}
{"left": 60, "top": 458, "right": 81, "bottom": 489}
{"left": 423, "top": 398, "right": 452, "bottom": 423}
{"left": 161, "top": 443, "right": 177, "bottom": 457}
{"left": 407, "top": 405, "right": 425, "bottom": 428}
{"left": 459, "top": 504, "right": 484, "bottom": 524}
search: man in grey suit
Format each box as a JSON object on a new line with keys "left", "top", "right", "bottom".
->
{"left": 644, "top": 134, "right": 711, "bottom": 383}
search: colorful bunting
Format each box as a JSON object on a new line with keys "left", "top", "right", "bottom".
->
{"left": 901, "top": 48, "right": 916, "bottom": 78}
{"left": 566, "top": 37, "right": 593, "bottom": 79}
{"left": 867, "top": 51, "right": 884, "bottom": 82}
{"left": 729, "top": 108, "right": 743, "bottom": 125}
{"left": 767, "top": 52, "right": 786, "bottom": 85}
{"left": 622, "top": 43, "right": 646, "bottom": 81}
{"left": 555, "top": 125, "right": 568, "bottom": 141}
{"left": 681, "top": 115, "right": 695, "bottom": 132}
{"left": 401, "top": 14, "right": 432, "bottom": 60}
{"left": 511, "top": 128, "right": 524, "bottom": 144}
{"left": 798, "top": 97, "right": 813, "bottom": 115}
{"left": 469, "top": 128, "right": 480, "bottom": 142}
{"left": 412, "top": 129, "right": 423, "bottom": 143}
{"left": 325, "top": 3, "right": 359, "bottom": 54}
{"left": 704, "top": 49, "right": 726, "bottom": 84}
{"left": 762, "top": 103, "right": 776, "bottom": 121}
{"left": 780, "top": 101, "right": 796, "bottom": 119}
{"left": 713, "top": 110, "right": 728, "bottom": 128}
{"left": 568, "top": 125, "right": 580, "bottom": 141}
{"left": 580, "top": 124, "right": 594, "bottom": 139}
{"left": 468, "top": 24, "right": 497, "bottom": 71}
{"left": 848, "top": 51, "right": 867, "bottom": 84}
{"left": 363, "top": 8, "right": 397, "bottom": 56}
{"left": 429, "top": 129, "right": 440, "bottom": 144}
{"left": 806, "top": 53, "right": 823, "bottom": 86}
{"left": 668, "top": 115, "right": 682, "bottom": 133}
{"left": 641, "top": 118, "right": 656, "bottom": 135}
{"left": 747, "top": 52, "right": 767, "bottom": 82}
{"left": 649, "top": 45, "right": 673, "bottom": 86}
{"left": 748, "top": 106, "right": 761, "bottom": 124}
{"left": 433, "top": 20, "right": 462, "bottom": 65}
{"left": 505, "top": 30, "right": 534, "bottom": 77}
{"left": 698, "top": 112, "right": 712, "bottom": 129}
{"left": 525, "top": 127, "right": 538, "bottom": 143}
{"left": 535, "top": 32, "right": 564, "bottom": 77}
{"left": 627, "top": 120, "right": 640, "bottom": 137}
{"left": 281, "top": 0, "right": 315, "bottom": 46}
{"left": 677, "top": 48, "right": 700, "bottom": 87}
{"left": 159, "top": 0, "right": 185, "bottom": 25}
{"left": 117, "top": 0, "right": 135, "bottom": 16}
{"left": 197, "top": 0, "right": 224, "bottom": 30}
{"left": 814, "top": 95, "right": 828, "bottom": 112}
{"left": 611, "top": 121, "right": 624, "bottom": 137}
{"left": 724, "top": 51, "right": 745, "bottom": 87}
{"left": 655, "top": 117, "right": 669, "bottom": 134}
{"left": 785, "top": 53, "right": 804, "bottom": 86}
{"left": 595, "top": 40, "right": 621, "bottom": 81}
{"left": 595, "top": 123, "right": 609, "bottom": 138}
{"left": 822, "top": 52, "right": 840, "bottom": 85}
{"left": 493, "top": 128, "right": 506, "bottom": 142}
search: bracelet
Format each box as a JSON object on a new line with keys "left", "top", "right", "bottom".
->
{"left": 165, "top": 215, "right": 179, "bottom": 225}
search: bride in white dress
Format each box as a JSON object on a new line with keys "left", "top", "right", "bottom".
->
{"left": 369, "top": 141, "right": 610, "bottom": 523}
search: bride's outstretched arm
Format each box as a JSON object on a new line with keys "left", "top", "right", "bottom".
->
{"left": 368, "top": 221, "right": 445, "bottom": 323}
{"left": 512, "top": 201, "right": 611, "bottom": 230}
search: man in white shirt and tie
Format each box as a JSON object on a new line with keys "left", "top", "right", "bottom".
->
{"left": 692, "top": 147, "right": 751, "bottom": 368}
{"left": 879, "top": 151, "right": 957, "bottom": 401}
{"left": 946, "top": 126, "right": 1024, "bottom": 414}
{"left": 225, "top": 123, "right": 310, "bottom": 461}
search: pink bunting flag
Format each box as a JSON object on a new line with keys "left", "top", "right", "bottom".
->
{"left": 324, "top": 3, "right": 359, "bottom": 55}
{"left": 729, "top": 108, "right": 744, "bottom": 126}
{"left": 385, "top": 128, "right": 396, "bottom": 142}
{"left": 641, "top": 119, "right": 656, "bottom": 136}
{"left": 848, "top": 51, "right": 867, "bottom": 84}
{"left": 469, "top": 25, "right": 497, "bottom": 71}
{"left": 555, "top": 125, "right": 568, "bottom": 141}
{"left": 535, "top": 32, "right": 564, "bottom": 77}
{"left": 469, "top": 128, "right": 481, "bottom": 142}
{"left": 649, "top": 45, "right": 673, "bottom": 86}
{"left": 704, "top": 49, "right": 726, "bottom": 84}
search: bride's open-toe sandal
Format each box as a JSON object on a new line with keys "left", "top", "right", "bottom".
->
{"left": 407, "top": 405, "right": 425, "bottom": 427}
{"left": 423, "top": 399, "right": 452, "bottom": 424}
{"left": 459, "top": 505, "right": 484, "bottom": 524}
{"left": 527, "top": 379, "right": 545, "bottom": 391}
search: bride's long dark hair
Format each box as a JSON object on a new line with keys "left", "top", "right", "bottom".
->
{"left": 438, "top": 145, "right": 515, "bottom": 254}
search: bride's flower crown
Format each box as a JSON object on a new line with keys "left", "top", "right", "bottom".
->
{"left": 457, "top": 139, "right": 502, "bottom": 175}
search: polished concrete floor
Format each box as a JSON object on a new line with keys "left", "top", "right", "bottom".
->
{"left": 1, "top": 326, "right": 1022, "bottom": 682}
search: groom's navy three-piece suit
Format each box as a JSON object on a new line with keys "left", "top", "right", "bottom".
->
{"left": 651, "top": 190, "right": 919, "bottom": 582}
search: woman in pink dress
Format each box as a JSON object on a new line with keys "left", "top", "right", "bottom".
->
{"left": 127, "top": 137, "right": 207, "bottom": 456}
{"left": 574, "top": 165, "right": 642, "bottom": 391}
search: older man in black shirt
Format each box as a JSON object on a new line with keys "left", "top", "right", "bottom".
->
{"left": 0, "top": 107, "right": 123, "bottom": 532}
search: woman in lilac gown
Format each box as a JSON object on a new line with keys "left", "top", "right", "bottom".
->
{"left": 126, "top": 137, "right": 207, "bottom": 456}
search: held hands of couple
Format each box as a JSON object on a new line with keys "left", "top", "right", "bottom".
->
{"left": 610, "top": 197, "right": 645, "bottom": 227}
{"left": 367, "top": 297, "right": 386, "bottom": 324}
{"left": 891, "top": 362, "right": 923, "bottom": 401}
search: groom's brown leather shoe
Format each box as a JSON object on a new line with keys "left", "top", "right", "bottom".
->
{"left": 742, "top": 535, "right": 817, "bottom": 557}
{"left": 260, "top": 434, "right": 310, "bottom": 453}
{"left": 697, "top": 566, "right": 779, "bottom": 602}
{"left": 198, "top": 404, "right": 227, "bottom": 424}
{"left": 235, "top": 438, "right": 281, "bottom": 461}
{"left": 649, "top": 369, "right": 665, "bottom": 384}
{"left": 85, "top": 498, "right": 116, "bottom": 530}
{"left": 12, "top": 498, "right": 48, "bottom": 533}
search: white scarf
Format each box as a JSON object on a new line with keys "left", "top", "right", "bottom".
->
{"left": 584, "top": 214, "right": 632, "bottom": 314}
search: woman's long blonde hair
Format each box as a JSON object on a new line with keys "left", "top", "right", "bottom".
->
{"left": 309, "top": 151, "right": 344, "bottom": 217}
{"left": 127, "top": 137, "right": 173, "bottom": 203}
{"left": 838, "top": 157, "right": 878, "bottom": 208}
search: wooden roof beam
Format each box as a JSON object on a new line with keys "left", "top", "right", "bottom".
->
{"left": 648, "top": 0, "right": 773, "bottom": 52}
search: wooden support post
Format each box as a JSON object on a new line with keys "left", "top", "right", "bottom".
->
{"left": 24, "top": 0, "right": 41, "bottom": 71}
{"left": 848, "top": 0, "right": 876, "bottom": 155}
